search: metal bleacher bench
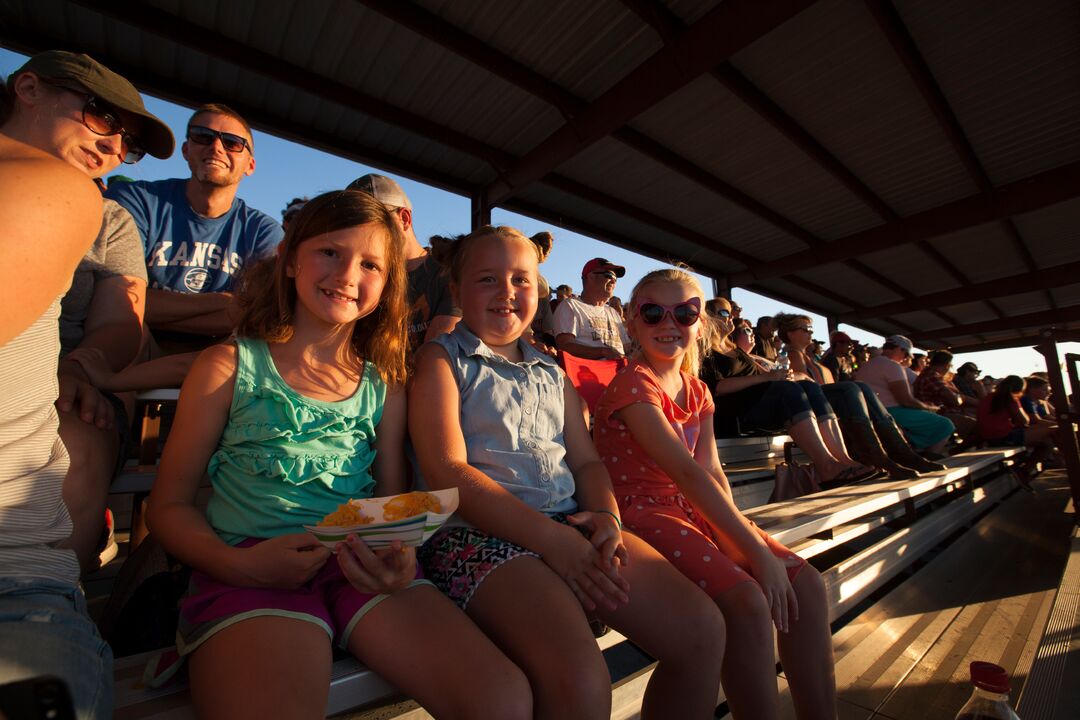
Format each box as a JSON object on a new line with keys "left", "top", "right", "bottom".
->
{"left": 110, "top": 438, "right": 1024, "bottom": 719}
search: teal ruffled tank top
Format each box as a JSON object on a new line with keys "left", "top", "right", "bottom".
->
{"left": 206, "top": 338, "right": 386, "bottom": 544}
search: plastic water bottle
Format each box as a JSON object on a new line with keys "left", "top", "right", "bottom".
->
{"left": 776, "top": 349, "right": 790, "bottom": 372}
{"left": 954, "top": 662, "right": 1020, "bottom": 719}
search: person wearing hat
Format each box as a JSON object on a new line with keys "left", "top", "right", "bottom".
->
{"left": 855, "top": 335, "right": 955, "bottom": 457}
{"left": 5, "top": 52, "right": 175, "bottom": 576}
{"left": 106, "top": 103, "right": 283, "bottom": 354}
{"left": 346, "top": 173, "right": 460, "bottom": 350}
{"left": 281, "top": 195, "right": 309, "bottom": 231}
{"left": 0, "top": 48, "right": 172, "bottom": 719}
{"left": 821, "top": 330, "right": 855, "bottom": 381}
{"left": 954, "top": 361, "right": 987, "bottom": 401}
{"left": 553, "top": 257, "right": 631, "bottom": 359}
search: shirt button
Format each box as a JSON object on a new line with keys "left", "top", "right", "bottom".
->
{"left": 524, "top": 407, "right": 533, "bottom": 414}
{"left": 518, "top": 372, "right": 527, "bottom": 379}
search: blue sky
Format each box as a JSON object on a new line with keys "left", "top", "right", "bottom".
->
{"left": 4, "top": 47, "right": 1073, "bottom": 379}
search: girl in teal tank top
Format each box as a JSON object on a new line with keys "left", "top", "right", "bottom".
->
{"left": 148, "top": 190, "right": 526, "bottom": 718}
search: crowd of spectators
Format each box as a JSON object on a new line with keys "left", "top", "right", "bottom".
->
{"left": 1, "top": 48, "right": 1072, "bottom": 719}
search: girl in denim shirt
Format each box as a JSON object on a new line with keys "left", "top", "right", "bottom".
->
{"left": 412, "top": 226, "right": 725, "bottom": 719}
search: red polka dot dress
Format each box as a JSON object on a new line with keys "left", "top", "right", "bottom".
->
{"left": 594, "top": 360, "right": 804, "bottom": 597}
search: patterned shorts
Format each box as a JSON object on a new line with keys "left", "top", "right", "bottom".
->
{"left": 419, "top": 514, "right": 579, "bottom": 610}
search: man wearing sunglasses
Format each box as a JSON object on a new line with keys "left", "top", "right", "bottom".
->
{"left": 553, "top": 257, "right": 631, "bottom": 360}
{"left": 107, "top": 104, "right": 284, "bottom": 354}
{"left": 1, "top": 49, "right": 172, "bottom": 719}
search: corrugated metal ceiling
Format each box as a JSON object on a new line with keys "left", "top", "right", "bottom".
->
{"left": 3, "top": 0, "right": 1078, "bottom": 352}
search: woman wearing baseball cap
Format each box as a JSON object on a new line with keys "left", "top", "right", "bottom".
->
{"left": 0, "top": 50, "right": 172, "bottom": 719}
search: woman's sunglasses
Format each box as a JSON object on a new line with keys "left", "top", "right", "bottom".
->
{"left": 56, "top": 86, "right": 145, "bottom": 164}
{"left": 635, "top": 298, "right": 701, "bottom": 326}
{"left": 187, "top": 125, "right": 251, "bottom": 154}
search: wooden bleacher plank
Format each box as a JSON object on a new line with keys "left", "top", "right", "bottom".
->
{"left": 814, "top": 473, "right": 1075, "bottom": 720}
{"left": 1017, "top": 525, "right": 1080, "bottom": 720}
{"left": 746, "top": 449, "right": 1022, "bottom": 546}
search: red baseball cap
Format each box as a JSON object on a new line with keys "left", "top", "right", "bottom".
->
{"left": 581, "top": 257, "right": 625, "bottom": 278}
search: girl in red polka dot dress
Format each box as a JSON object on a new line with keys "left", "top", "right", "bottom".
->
{"left": 594, "top": 269, "right": 837, "bottom": 720}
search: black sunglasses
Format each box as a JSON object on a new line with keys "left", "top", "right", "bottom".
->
{"left": 187, "top": 125, "right": 251, "bottom": 154}
{"left": 53, "top": 85, "right": 145, "bottom": 164}
{"left": 636, "top": 298, "right": 701, "bottom": 327}
{"left": 590, "top": 270, "right": 617, "bottom": 280}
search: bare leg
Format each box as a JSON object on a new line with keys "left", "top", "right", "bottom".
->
{"left": 713, "top": 582, "right": 780, "bottom": 720}
{"left": 777, "top": 568, "right": 837, "bottom": 720}
{"left": 467, "top": 556, "right": 612, "bottom": 720}
{"left": 817, "top": 417, "right": 866, "bottom": 468}
{"left": 57, "top": 411, "right": 119, "bottom": 574}
{"left": 347, "top": 583, "right": 531, "bottom": 720}
{"left": 787, "top": 417, "right": 849, "bottom": 483}
{"left": 188, "top": 616, "right": 331, "bottom": 720}
{"left": 595, "top": 532, "right": 725, "bottom": 720}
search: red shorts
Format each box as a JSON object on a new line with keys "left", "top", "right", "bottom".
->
{"left": 619, "top": 494, "right": 805, "bottom": 598}
{"left": 177, "top": 538, "right": 428, "bottom": 655}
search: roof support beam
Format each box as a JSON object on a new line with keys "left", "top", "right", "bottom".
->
{"left": 482, "top": 0, "right": 818, "bottom": 206}
{"left": 913, "top": 306, "right": 1080, "bottom": 342}
{"left": 841, "top": 261, "right": 1080, "bottom": 322}
{"left": 69, "top": 0, "right": 515, "bottom": 171}
{"left": 865, "top": 0, "right": 1044, "bottom": 314}
{"left": 730, "top": 160, "right": 1080, "bottom": 285}
{"left": 946, "top": 330, "right": 1080, "bottom": 355}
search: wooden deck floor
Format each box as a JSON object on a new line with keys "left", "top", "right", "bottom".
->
{"left": 772, "top": 470, "right": 1078, "bottom": 720}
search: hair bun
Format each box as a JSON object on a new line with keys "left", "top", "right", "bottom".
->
{"left": 530, "top": 231, "right": 554, "bottom": 262}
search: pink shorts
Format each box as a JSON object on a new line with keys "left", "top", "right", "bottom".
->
{"left": 177, "top": 538, "right": 429, "bottom": 655}
{"left": 619, "top": 494, "right": 805, "bottom": 598}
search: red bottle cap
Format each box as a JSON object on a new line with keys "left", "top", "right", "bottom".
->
{"left": 970, "top": 661, "right": 1010, "bottom": 693}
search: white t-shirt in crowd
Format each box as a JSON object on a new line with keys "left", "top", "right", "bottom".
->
{"left": 856, "top": 355, "right": 908, "bottom": 408}
{"left": 553, "top": 297, "right": 629, "bottom": 354}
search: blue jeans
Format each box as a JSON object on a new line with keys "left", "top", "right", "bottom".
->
{"left": 742, "top": 380, "right": 835, "bottom": 432}
{"left": 821, "top": 381, "right": 893, "bottom": 425}
{"left": 0, "top": 577, "right": 113, "bottom": 719}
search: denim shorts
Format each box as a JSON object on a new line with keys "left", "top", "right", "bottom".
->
{"left": 0, "top": 576, "right": 113, "bottom": 720}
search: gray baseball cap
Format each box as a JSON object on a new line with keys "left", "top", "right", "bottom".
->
{"left": 347, "top": 173, "right": 412, "bottom": 210}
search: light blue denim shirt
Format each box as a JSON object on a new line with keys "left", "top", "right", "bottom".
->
{"left": 431, "top": 324, "right": 578, "bottom": 519}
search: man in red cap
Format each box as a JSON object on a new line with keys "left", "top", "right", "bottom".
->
{"left": 553, "top": 257, "right": 630, "bottom": 359}
{"left": 822, "top": 330, "right": 856, "bottom": 381}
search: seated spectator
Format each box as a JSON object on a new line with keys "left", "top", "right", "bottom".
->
{"left": 954, "top": 361, "right": 987, "bottom": 401}
{"left": 856, "top": 336, "right": 955, "bottom": 458}
{"left": 608, "top": 295, "right": 625, "bottom": 320}
{"left": 729, "top": 299, "right": 743, "bottom": 322}
{"left": 821, "top": 331, "right": 855, "bottom": 382}
{"left": 751, "top": 315, "right": 779, "bottom": 362}
{"left": 913, "top": 351, "right": 978, "bottom": 446}
{"left": 700, "top": 300, "right": 870, "bottom": 484}
{"left": 551, "top": 283, "right": 573, "bottom": 313}
{"left": 106, "top": 103, "right": 283, "bottom": 356}
{"left": 553, "top": 257, "right": 630, "bottom": 359}
{"left": 0, "top": 48, "right": 172, "bottom": 719}
{"left": 526, "top": 231, "right": 556, "bottom": 352}
{"left": 777, "top": 313, "right": 944, "bottom": 479}
{"left": 906, "top": 353, "right": 926, "bottom": 386}
{"left": 809, "top": 339, "right": 824, "bottom": 361}
{"left": 733, "top": 318, "right": 755, "bottom": 353}
{"left": 280, "top": 195, "right": 308, "bottom": 231}
{"left": 1021, "top": 376, "right": 1053, "bottom": 421}
{"left": 41, "top": 94, "right": 169, "bottom": 573}
{"left": 977, "top": 375, "right": 1057, "bottom": 485}
{"left": 348, "top": 174, "right": 460, "bottom": 350}
{"left": 705, "top": 297, "right": 732, "bottom": 321}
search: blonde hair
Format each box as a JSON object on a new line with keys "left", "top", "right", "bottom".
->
{"left": 627, "top": 267, "right": 713, "bottom": 376}
{"left": 429, "top": 225, "right": 549, "bottom": 285}
{"left": 233, "top": 190, "right": 410, "bottom": 386}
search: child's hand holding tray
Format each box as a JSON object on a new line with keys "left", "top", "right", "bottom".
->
{"left": 305, "top": 488, "right": 458, "bottom": 549}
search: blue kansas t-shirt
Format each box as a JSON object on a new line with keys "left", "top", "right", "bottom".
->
{"left": 105, "top": 178, "right": 283, "bottom": 293}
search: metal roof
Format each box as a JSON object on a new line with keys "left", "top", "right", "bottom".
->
{"left": 4, "top": 0, "right": 1079, "bottom": 352}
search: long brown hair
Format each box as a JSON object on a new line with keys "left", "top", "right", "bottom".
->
{"left": 233, "top": 190, "right": 410, "bottom": 386}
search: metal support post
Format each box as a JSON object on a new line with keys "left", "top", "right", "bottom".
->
{"left": 1036, "top": 332, "right": 1080, "bottom": 517}
{"left": 470, "top": 190, "right": 490, "bottom": 230}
